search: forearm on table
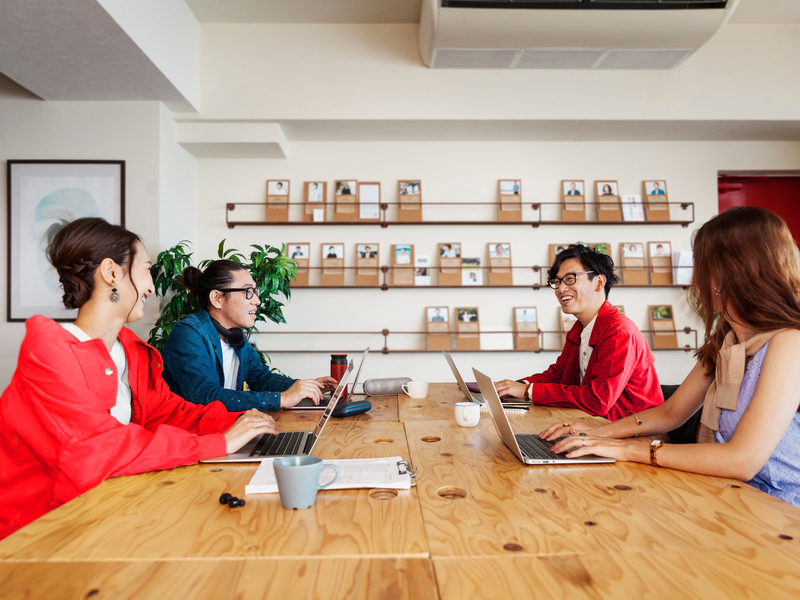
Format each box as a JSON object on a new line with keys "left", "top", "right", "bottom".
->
{"left": 601, "top": 402, "right": 683, "bottom": 439}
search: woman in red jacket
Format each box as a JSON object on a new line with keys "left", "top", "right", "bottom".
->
{"left": 0, "top": 218, "right": 278, "bottom": 540}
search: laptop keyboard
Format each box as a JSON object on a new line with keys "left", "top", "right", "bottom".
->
{"left": 515, "top": 434, "right": 564, "bottom": 461}
{"left": 249, "top": 431, "right": 305, "bottom": 457}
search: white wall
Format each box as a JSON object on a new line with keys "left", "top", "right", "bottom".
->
{"left": 193, "top": 140, "right": 800, "bottom": 387}
{"left": 191, "top": 23, "right": 800, "bottom": 121}
{"left": 0, "top": 97, "right": 183, "bottom": 388}
{"left": 158, "top": 103, "right": 198, "bottom": 249}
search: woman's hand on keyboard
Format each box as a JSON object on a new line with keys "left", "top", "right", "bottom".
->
{"left": 224, "top": 409, "right": 279, "bottom": 454}
{"left": 539, "top": 419, "right": 606, "bottom": 442}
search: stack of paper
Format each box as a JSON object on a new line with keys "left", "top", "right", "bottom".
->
{"left": 245, "top": 456, "right": 415, "bottom": 495}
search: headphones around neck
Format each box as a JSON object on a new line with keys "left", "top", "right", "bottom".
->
{"left": 211, "top": 317, "right": 246, "bottom": 350}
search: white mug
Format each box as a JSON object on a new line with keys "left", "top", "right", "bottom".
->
{"left": 455, "top": 401, "right": 481, "bottom": 427}
{"left": 402, "top": 381, "right": 429, "bottom": 399}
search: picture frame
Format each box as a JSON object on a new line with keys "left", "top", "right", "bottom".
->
{"left": 649, "top": 304, "right": 678, "bottom": 349}
{"left": 561, "top": 179, "right": 585, "bottom": 222}
{"left": 391, "top": 244, "right": 415, "bottom": 286}
{"left": 426, "top": 305, "right": 451, "bottom": 350}
{"left": 643, "top": 180, "right": 671, "bottom": 222}
{"left": 334, "top": 179, "right": 358, "bottom": 222}
{"left": 498, "top": 179, "right": 522, "bottom": 222}
{"left": 649, "top": 241, "right": 673, "bottom": 285}
{"left": 513, "top": 306, "right": 540, "bottom": 351}
{"left": 439, "top": 242, "right": 462, "bottom": 286}
{"left": 288, "top": 243, "right": 310, "bottom": 287}
{"left": 7, "top": 160, "right": 125, "bottom": 322}
{"left": 595, "top": 180, "right": 622, "bottom": 222}
{"left": 321, "top": 243, "right": 345, "bottom": 286}
{"left": 456, "top": 307, "right": 480, "bottom": 350}
{"left": 487, "top": 242, "right": 512, "bottom": 286}
{"left": 619, "top": 242, "right": 648, "bottom": 286}
{"left": 303, "top": 181, "right": 327, "bottom": 222}
{"left": 265, "top": 179, "right": 290, "bottom": 222}
{"left": 355, "top": 243, "right": 379, "bottom": 286}
{"left": 398, "top": 180, "right": 422, "bottom": 222}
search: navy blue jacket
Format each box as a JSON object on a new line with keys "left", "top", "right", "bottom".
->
{"left": 162, "top": 309, "right": 295, "bottom": 412}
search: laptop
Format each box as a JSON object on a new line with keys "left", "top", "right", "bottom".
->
{"left": 201, "top": 360, "right": 354, "bottom": 463}
{"left": 472, "top": 367, "right": 614, "bottom": 465}
{"left": 443, "top": 351, "right": 528, "bottom": 406}
{"left": 286, "top": 348, "right": 369, "bottom": 410}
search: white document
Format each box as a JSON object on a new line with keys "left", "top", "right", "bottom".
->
{"left": 359, "top": 183, "right": 380, "bottom": 219}
{"left": 245, "top": 456, "right": 414, "bottom": 495}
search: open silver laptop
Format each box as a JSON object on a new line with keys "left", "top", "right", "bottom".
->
{"left": 472, "top": 368, "right": 614, "bottom": 466}
{"left": 201, "top": 361, "right": 354, "bottom": 463}
{"left": 443, "top": 351, "right": 528, "bottom": 406}
{"left": 287, "top": 348, "right": 369, "bottom": 410}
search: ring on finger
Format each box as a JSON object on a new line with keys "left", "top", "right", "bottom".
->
{"left": 582, "top": 439, "right": 586, "bottom": 447}
{"left": 563, "top": 422, "right": 570, "bottom": 428}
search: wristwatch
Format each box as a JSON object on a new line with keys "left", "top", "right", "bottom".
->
{"left": 650, "top": 439, "right": 663, "bottom": 467}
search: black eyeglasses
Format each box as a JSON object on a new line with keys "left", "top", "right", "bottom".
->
{"left": 547, "top": 271, "right": 595, "bottom": 289}
{"left": 218, "top": 287, "right": 261, "bottom": 300}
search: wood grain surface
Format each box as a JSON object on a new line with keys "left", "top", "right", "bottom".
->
{"left": 433, "top": 546, "right": 800, "bottom": 599}
{"left": 0, "top": 558, "right": 438, "bottom": 600}
{"left": 0, "top": 422, "right": 427, "bottom": 561}
{"left": 276, "top": 395, "right": 398, "bottom": 423}
{"left": 405, "top": 418, "right": 800, "bottom": 558}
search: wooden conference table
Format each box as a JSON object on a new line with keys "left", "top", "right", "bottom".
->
{"left": 2, "top": 384, "right": 800, "bottom": 599}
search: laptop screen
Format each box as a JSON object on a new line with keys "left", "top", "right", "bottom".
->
{"left": 312, "top": 360, "right": 354, "bottom": 437}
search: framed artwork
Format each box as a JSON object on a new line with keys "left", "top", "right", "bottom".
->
{"left": 7, "top": 160, "right": 125, "bottom": 322}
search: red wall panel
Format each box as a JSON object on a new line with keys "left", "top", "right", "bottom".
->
{"left": 718, "top": 175, "right": 800, "bottom": 243}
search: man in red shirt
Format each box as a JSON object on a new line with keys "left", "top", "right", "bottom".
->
{"left": 495, "top": 244, "right": 663, "bottom": 420}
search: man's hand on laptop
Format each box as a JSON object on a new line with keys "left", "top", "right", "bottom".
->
{"left": 493, "top": 379, "right": 529, "bottom": 399}
{"left": 224, "top": 409, "right": 278, "bottom": 454}
{"left": 280, "top": 379, "right": 327, "bottom": 408}
{"left": 315, "top": 376, "right": 339, "bottom": 393}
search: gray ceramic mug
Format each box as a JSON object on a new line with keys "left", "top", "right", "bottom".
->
{"left": 273, "top": 456, "right": 340, "bottom": 510}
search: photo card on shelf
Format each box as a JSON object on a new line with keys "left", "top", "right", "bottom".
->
{"left": 488, "top": 242, "right": 513, "bottom": 286}
{"left": 265, "top": 179, "right": 290, "bottom": 222}
{"left": 334, "top": 179, "right": 358, "bottom": 222}
{"left": 643, "top": 180, "right": 671, "bottom": 222}
{"left": 514, "top": 306, "right": 539, "bottom": 351}
{"left": 355, "top": 243, "right": 379, "bottom": 287}
{"left": 415, "top": 255, "right": 432, "bottom": 286}
{"left": 358, "top": 182, "right": 381, "bottom": 222}
{"left": 320, "top": 243, "right": 345, "bottom": 286}
{"left": 461, "top": 258, "right": 483, "bottom": 286}
{"left": 649, "top": 304, "right": 678, "bottom": 349}
{"left": 595, "top": 180, "right": 622, "bottom": 222}
{"left": 288, "top": 243, "right": 310, "bottom": 287}
{"left": 303, "top": 182, "right": 327, "bottom": 222}
{"left": 560, "top": 311, "right": 578, "bottom": 347}
{"left": 456, "top": 307, "right": 480, "bottom": 350}
{"left": 549, "top": 243, "right": 570, "bottom": 266}
{"left": 621, "top": 194, "right": 645, "bottom": 222}
{"left": 561, "top": 179, "right": 585, "bottom": 222}
{"left": 620, "top": 242, "right": 648, "bottom": 285}
{"left": 426, "top": 306, "right": 451, "bottom": 350}
{"left": 498, "top": 179, "right": 522, "bottom": 222}
{"left": 649, "top": 241, "right": 673, "bottom": 285}
{"left": 439, "top": 242, "right": 462, "bottom": 286}
{"left": 391, "top": 244, "right": 415, "bottom": 286}
{"left": 398, "top": 180, "right": 422, "bottom": 222}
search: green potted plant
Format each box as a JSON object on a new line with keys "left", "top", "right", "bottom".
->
{"left": 148, "top": 239, "right": 296, "bottom": 367}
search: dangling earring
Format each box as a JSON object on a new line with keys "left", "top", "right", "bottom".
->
{"left": 110, "top": 281, "right": 119, "bottom": 303}
{"left": 714, "top": 287, "right": 721, "bottom": 297}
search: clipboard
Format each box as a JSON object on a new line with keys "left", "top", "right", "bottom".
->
{"left": 288, "top": 242, "right": 310, "bottom": 287}
{"left": 596, "top": 180, "right": 622, "bottom": 222}
{"left": 334, "top": 179, "right": 359, "bottom": 222}
{"left": 644, "top": 180, "right": 671, "bottom": 222}
{"left": 391, "top": 244, "right": 415, "bottom": 286}
{"left": 649, "top": 304, "right": 678, "bottom": 349}
{"left": 648, "top": 241, "right": 673, "bottom": 285}
{"left": 561, "top": 180, "right": 585, "bottom": 222}
{"left": 498, "top": 179, "right": 522, "bottom": 222}
{"left": 439, "top": 242, "right": 462, "bottom": 286}
{"left": 619, "top": 242, "right": 648, "bottom": 286}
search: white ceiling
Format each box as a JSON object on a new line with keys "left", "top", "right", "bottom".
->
{"left": 185, "top": 0, "right": 800, "bottom": 25}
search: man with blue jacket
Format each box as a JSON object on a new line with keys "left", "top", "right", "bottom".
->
{"left": 163, "top": 260, "right": 336, "bottom": 412}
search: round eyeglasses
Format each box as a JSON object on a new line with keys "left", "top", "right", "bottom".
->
{"left": 218, "top": 287, "right": 261, "bottom": 300}
{"left": 547, "top": 271, "right": 595, "bottom": 289}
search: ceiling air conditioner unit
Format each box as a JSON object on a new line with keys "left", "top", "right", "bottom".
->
{"left": 419, "top": 0, "right": 740, "bottom": 69}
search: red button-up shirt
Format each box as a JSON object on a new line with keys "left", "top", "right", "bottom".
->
{"left": 521, "top": 301, "right": 664, "bottom": 420}
{"left": 0, "top": 316, "right": 241, "bottom": 540}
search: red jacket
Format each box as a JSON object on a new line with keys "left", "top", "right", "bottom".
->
{"left": 0, "top": 316, "right": 241, "bottom": 540}
{"left": 522, "top": 301, "right": 664, "bottom": 420}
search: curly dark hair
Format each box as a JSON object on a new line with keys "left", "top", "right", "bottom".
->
{"left": 548, "top": 244, "right": 620, "bottom": 298}
{"left": 47, "top": 218, "right": 141, "bottom": 310}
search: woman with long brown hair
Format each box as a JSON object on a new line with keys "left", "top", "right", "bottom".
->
{"left": 0, "top": 218, "right": 278, "bottom": 539}
{"left": 540, "top": 207, "right": 800, "bottom": 507}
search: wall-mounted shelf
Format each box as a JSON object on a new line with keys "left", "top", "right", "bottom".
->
{"left": 289, "top": 265, "right": 691, "bottom": 290}
{"left": 226, "top": 201, "right": 695, "bottom": 229}
{"left": 252, "top": 328, "right": 698, "bottom": 354}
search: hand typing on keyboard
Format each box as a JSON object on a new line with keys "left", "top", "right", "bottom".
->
{"left": 223, "top": 409, "right": 278, "bottom": 454}
{"left": 280, "top": 379, "right": 329, "bottom": 408}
